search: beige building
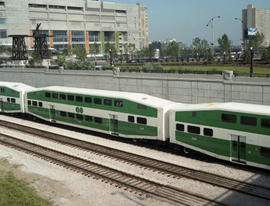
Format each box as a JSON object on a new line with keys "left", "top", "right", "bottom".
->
{"left": 0, "top": 0, "right": 149, "bottom": 54}
{"left": 242, "top": 4, "right": 270, "bottom": 47}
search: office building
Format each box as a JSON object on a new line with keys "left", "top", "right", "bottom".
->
{"left": 0, "top": 0, "right": 148, "bottom": 54}
{"left": 242, "top": 4, "right": 270, "bottom": 47}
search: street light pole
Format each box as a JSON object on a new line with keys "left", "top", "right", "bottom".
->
{"left": 250, "top": 47, "right": 253, "bottom": 77}
{"left": 109, "top": 48, "right": 112, "bottom": 66}
{"left": 206, "top": 16, "right": 220, "bottom": 55}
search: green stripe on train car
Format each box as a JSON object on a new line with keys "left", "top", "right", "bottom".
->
{"left": 28, "top": 106, "right": 158, "bottom": 137}
{"left": 175, "top": 131, "right": 270, "bottom": 166}
{"left": 27, "top": 91, "right": 158, "bottom": 118}
{"left": 175, "top": 110, "right": 270, "bottom": 136}
{"left": 117, "top": 121, "right": 157, "bottom": 136}
{"left": 175, "top": 131, "right": 230, "bottom": 157}
{"left": 1, "top": 102, "right": 21, "bottom": 111}
{"left": 0, "top": 87, "right": 20, "bottom": 98}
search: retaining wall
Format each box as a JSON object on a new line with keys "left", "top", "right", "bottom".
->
{"left": 0, "top": 68, "right": 270, "bottom": 105}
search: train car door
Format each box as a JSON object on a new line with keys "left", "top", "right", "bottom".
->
{"left": 231, "top": 135, "right": 246, "bottom": 164}
{"left": 109, "top": 114, "right": 119, "bottom": 136}
{"left": 49, "top": 105, "right": 56, "bottom": 122}
{"left": 0, "top": 98, "right": 3, "bottom": 112}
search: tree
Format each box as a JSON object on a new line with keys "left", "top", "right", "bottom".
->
{"left": 200, "top": 40, "right": 209, "bottom": 57}
{"left": 31, "top": 51, "right": 43, "bottom": 65}
{"left": 166, "top": 41, "right": 180, "bottom": 59}
{"left": 89, "top": 42, "right": 99, "bottom": 55}
{"left": 0, "top": 45, "right": 5, "bottom": 54}
{"left": 55, "top": 54, "right": 66, "bottom": 67}
{"left": 248, "top": 32, "right": 264, "bottom": 50}
{"left": 141, "top": 44, "right": 155, "bottom": 60}
{"left": 262, "top": 47, "right": 270, "bottom": 64}
{"left": 128, "top": 43, "right": 136, "bottom": 59}
{"left": 191, "top": 37, "right": 209, "bottom": 60}
{"left": 207, "top": 48, "right": 214, "bottom": 64}
{"left": 73, "top": 45, "right": 86, "bottom": 62}
{"left": 67, "top": 45, "right": 72, "bottom": 55}
{"left": 218, "top": 34, "right": 231, "bottom": 63}
{"left": 105, "top": 42, "right": 117, "bottom": 58}
{"left": 218, "top": 34, "right": 231, "bottom": 53}
{"left": 243, "top": 49, "right": 250, "bottom": 64}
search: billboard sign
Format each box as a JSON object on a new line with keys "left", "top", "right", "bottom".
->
{"left": 248, "top": 28, "right": 258, "bottom": 36}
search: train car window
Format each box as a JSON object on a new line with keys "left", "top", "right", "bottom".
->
{"left": 128, "top": 116, "right": 134, "bottom": 123}
{"left": 187, "top": 125, "right": 200, "bottom": 134}
{"left": 76, "top": 114, "right": 83, "bottom": 120}
{"left": 221, "top": 114, "right": 237, "bottom": 123}
{"left": 137, "top": 117, "right": 147, "bottom": 125}
{"left": 192, "top": 112, "right": 197, "bottom": 117}
{"left": 68, "top": 95, "right": 74, "bottom": 101}
{"left": 32, "top": 101, "right": 37, "bottom": 106}
{"left": 94, "top": 117, "right": 102, "bottom": 123}
{"left": 28, "top": 100, "right": 31, "bottom": 105}
{"left": 85, "top": 97, "right": 92, "bottom": 103}
{"left": 52, "top": 93, "right": 58, "bottom": 99}
{"left": 60, "top": 111, "right": 67, "bottom": 117}
{"left": 114, "top": 100, "right": 123, "bottom": 107}
{"left": 68, "top": 112, "right": 75, "bottom": 118}
{"left": 85, "top": 115, "right": 93, "bottom": 122}
{"left": 45, "top": 92, "right": 51, "bottom": 98}
{"left": 7, "top": 98, "right": 10, "bottom": 102}
{"left": 76, "top": 96, "right": 83, "bottom": 102}
{"left": 104, "top": 99, "right": 112, "bottom": 106}
{"left": 137, "top": 104, "right": 146, "bottom": 110}
{"left": 11, "top": 98, "right": 16, "bottom": 103}
{"left": 261, "top": 118, "right": 270, "bottom": 128}
{"left": 94, "top": 98, "right": 102, "bottom": 104}
{"left": 60, "top": 94, "right": 66, "bottom": 100}
{"left": 240, "top": 116, "right": 257, "bottom": 126}
{"left": 38, "top": 102, "right": 43, "bottom": 107}
{"left": 260, "top": 147, "right": 270, "bottom": 158}
{"left": 203, "top": 128, "right": 213, "bottom": 136}
{"left": 176, "top": 124, "right": 184, "bottom": 131}
{"left": 0, "top": 88, "right": 5, "bottom": 93}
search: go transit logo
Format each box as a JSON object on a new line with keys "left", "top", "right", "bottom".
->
{"left": 76, "top": 107, "right": 83, "bottom": 113}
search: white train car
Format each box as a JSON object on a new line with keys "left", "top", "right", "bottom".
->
{"left": 169, "top": 102, "right": 270, "bottom": 170}
{"left": 25, "top": 86, "right": 177, "bottom": 141}
{"left": 0, "top": 81, "right": 34, "bottom": 113}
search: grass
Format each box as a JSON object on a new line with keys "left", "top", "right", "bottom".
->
{"left": 117, "top": 64, "right": 270, "bottom": 75}
{"left": 0, "top": 158, "right": 52, "bottom": 206}
{"left": 163, "top": 65, "right": 270, "bottom": 74}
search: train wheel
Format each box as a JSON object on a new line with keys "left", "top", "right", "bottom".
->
{"left": 183, "top": 147, "right": 189, "bottom": 154}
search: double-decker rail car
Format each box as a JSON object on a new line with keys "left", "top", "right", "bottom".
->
{"left": 169, "top": 102, "right": 270, "bottom": 170}
{"left": 0, "top": 81, "right": 34, "bottom": 113}
{"left": 25, "top": 86, "right": 176, "bottom": 140}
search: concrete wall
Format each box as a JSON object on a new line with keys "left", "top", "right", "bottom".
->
{"left": 0, "top": 68, "right": 270, "bottom": 105}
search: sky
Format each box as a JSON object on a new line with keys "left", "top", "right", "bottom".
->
{"left": 103, "top": 0, "right": 270, "bottom": 46}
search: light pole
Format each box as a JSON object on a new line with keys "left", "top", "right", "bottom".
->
{"left": 206, "top": 16, "right": 220, "bottom": 55}
{"left": 109, "top": 48, "right": 112, "bottom": 66}
{"left": 250, "top": 47, "right": 254, "bottom": 77}
{"left": 234, "top": 18, "right": 245, "bottom": 50}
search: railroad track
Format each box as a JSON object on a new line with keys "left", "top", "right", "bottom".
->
{"left": 0, "top": 119, "right": 270, "bottom": 201}
{"left": 0, "top": 133, "right": 223, "bottom": 206}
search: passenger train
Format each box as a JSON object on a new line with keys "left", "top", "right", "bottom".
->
{"left": 0, "top": 81, "right": 269, "bottom": 170}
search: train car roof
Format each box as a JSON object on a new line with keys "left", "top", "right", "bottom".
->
{"left": 30, "top": 86, "right": 176, "bottom": 108}
{"left": 170, "top": 102, "right": 270, "bottom": 116}
{"left": 0, "top": 81, "right": 34, "bottom": 91}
